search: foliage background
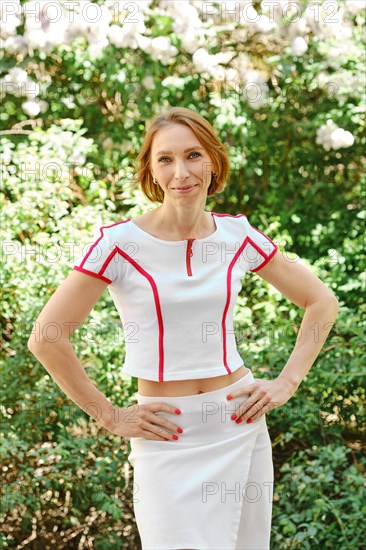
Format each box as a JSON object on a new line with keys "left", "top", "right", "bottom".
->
{"left": 1, "top": 0, "right": 365, "bottom": 548}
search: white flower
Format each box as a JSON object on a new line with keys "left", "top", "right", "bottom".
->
{"left": 316, "top": 70, "right": 365, "bottom": 100}
{"left": 108, "top": 25, "right": 125, "bottom": 48}
{"left": 22, "top": 0, "right": 69, "bottom": 52}
{"left": 136, "top": 34, "right": 151, "bottom": 50}
{"left": 162, "top": 76, "right": 186, "bottom": 90}
{"left": 8, "top": 67, "right": 28, "bottom": 84}
{"left": 108, "top": 17, "right": 146, "bottom": 49}
{"left": 148, "top": 36, "right": 178, "bottom": 65}
{"left": 345, "top": 0, "right": 366, "bottom": 15}
{"left": 0, "top": 0, "right": 22, "bottom": 38}
{"left": 142, "top": 76, "right": 155, "bottom": 90}
{"left": 291, "top": 36, "right": 308, "bottom": 56}
{"left": 39, "top": 100, "right": 48, "bottom": 113}
{"left": 331, "top": 128, "right": 355, "bottom": 149}
{"left": 69, "top": 150, "right": 86, "bottom": 165}
{"left": 87, "top": 38, "right": 109, "bottom": 60}
{"left": 161, "top": 1, "right": 203, "bottom": 54}
{"left": 170, "top": 3, "right": 201, "bottom": 35}
{"left": 230, "top": 66, "right": 270, "bottom": 109}
{"left": 210, "top": 65, "right": 226, "bottom": 81}
{"left": 254, "top": 15, "right": 277, "bottom": 34}
{"left": 61, "top": 97, "right": 76, "bottom": 109}
{"left": 316, "top": 120, "right": 338, "bottom": 150}
{"left": 231, "top": 52, "right": 251, "bottom": 82}
{"left": 22, "top": 100, "right": 41, "bottom": 116}
{"left": 242, "top": 4, "right": 259, "bottom": 25}
{"left": 216, "top": 114, "right": 228, "bottom": 128}
{"left": 317, "top": 37, "right": 362, "bottom": 69}
{"left": 242, "top": 69, "right": 268, "bottom": 86}
{"left": 116, "top": 70, "right": 126, "bottom": 83}
{"left": 66, "top": 12, "right": 90, "bottom": 41}
{"left": 2, "top": 35, "right": 28, "bottom": 55}
{"left": 304, "top": 3, "right": 350, "bottom": 41}
{"left": 225, "top": 67, "right": 240, "bottom": 82}
{"left": 150, "top": 36, "right": 169, "bottom": 52}
{"left": 0, "top": 68, "right": 40, "bottom": 99}
{"left": 192, "top": 48, "right": 219, "bottom": 75}
{"left": 215, "top": 51, "right": 236, "bottom": 65}
{"left": 82, "top": 2, "right": 112, "bottom": 38}
{"left": 192, "top": 48, "right": 209, "bottom": 72}
{"left": 316, "top": 120, "right": 355, "bottom": 151}
{"left": 180, "top": 29, "right": 202, "bottom": 54}
{"left": 286, "top": 17, "right": 308, "bottom": 38}
{"left": 24, "top": 79, "right": 40, "bottom": 99}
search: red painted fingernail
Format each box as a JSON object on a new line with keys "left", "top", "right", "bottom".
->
{"left": 247, "top": 419, "right": 253, "bottom": 424}
{"left": 175, "top": 409, "right": 181, "bottom": 414}
{"left": 163, "top": 438, "right": 169, "bottom": 441}
{"left": 226, "top": 394, "right": 233, "bottom": 400}
{"left": 231, "top": 414, "right": 237, "bottom": 420}
{"left": 172, "top": 435, "right": 179, "bottom": 440}
{"left": 236, "top": 418, "right": 243, "bottom": 424}
{"left": 177, "top": 428, "right": 183, "bottom": 433}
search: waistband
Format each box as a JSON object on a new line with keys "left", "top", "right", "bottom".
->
{"left": 136, "top": 369, "right": 255, "bottom": 406}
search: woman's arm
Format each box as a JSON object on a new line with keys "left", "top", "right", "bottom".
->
{"left": 28, "top": 270, "right": 187, "bottom": 441}
{"left": 225, "top": 249, "right": 339, "bottom": 423}
{"left": 27, "top": 271, "right": 116, "bottom": 431}
{"left": 257, "top": 249, "right": 339, "bottom": 392}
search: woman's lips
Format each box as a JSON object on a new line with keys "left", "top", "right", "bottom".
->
{"left": 173, "top": 185, "right": 198, "bottom": 193}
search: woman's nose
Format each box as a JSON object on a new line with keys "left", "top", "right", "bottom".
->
{"left": 174, "top": 161, "right": 190, "bottom": 179}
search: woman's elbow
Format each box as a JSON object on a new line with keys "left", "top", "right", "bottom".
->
{"left": 322, "top": 289, "right": 340, "bottom": 313}
{"left": 27, "top": 325, "right": 47, "bottom": 355}
{"left": 307, "top": 287, "right": 340, "bottom": 312}
{"left": 27, "top": 336, "right": 41, "bottom": 356}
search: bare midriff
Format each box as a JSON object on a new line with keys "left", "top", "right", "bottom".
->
{"left": 137, "top": 365, "right": 250, "bottom": 396}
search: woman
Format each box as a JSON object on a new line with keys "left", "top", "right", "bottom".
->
{"left": 28, "top": 107, "right": 339, "bottom": 549}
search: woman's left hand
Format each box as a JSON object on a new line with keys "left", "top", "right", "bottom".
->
{"left": 226, "top": 377, "right": 296, "bottom": 424}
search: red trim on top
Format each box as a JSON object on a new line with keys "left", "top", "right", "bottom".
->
{"left": 212, "top": 214, "right": 247, "bottom": 373}
{"left": 248, "top": 226, "right": 278, "bottom": 272}
{"left": 186, "top": 239, "right": 194, "bottom": 276}
{"left": 212, "top": 212, "right": 243, "bottom": 218}
{"left": 222, "top": 236, "right": 253, "bottom": 373}
{"left": 251, "top": 243, "right": 278, "bottom": 272}
{"left": 74, "top": 219, "right": 131, "bottom": 283}
{"left": 235, "top": 214, "right": 278, "bottom": 272}
{"left": 220, "top": 213, "right": 278, "bottom": 370}
{"left": 115, "top": 246, "right": 165, "bottom": 382}
{"left": 73, "top": 266, "right": 112, "bottom": 284}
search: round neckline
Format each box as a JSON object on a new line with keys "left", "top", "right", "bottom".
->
{"left": 128, "top": 212, "right": 219, "bottom": 245}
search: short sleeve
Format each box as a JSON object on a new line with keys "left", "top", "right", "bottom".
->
{"left": 242, "top": 215, "right": 279, "bottom": 272}
{"left": 73, "top": 225, "right": 119, "bottom": 284}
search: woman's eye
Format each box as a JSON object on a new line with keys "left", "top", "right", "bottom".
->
{"left": 158, "top": 152, "right": 201, "bottom": 162}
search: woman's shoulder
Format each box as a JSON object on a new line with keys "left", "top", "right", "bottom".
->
{"left": 129, "top": 210, "right": 155, "bottom": 229}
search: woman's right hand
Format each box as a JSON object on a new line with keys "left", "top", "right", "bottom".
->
{"left": 106, "top": 403, "right": 183, "bottom": 441}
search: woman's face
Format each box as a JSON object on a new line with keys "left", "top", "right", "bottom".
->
{"left": 150, "top": 124, "right": 215, "bottom": 201}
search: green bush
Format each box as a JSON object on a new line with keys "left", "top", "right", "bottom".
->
{"left": 272, "top": 445, "right": 365, "bottom": 549}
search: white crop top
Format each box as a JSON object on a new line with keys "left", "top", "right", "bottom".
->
{"left": 73, "top": 212, "right": 278, "bottom": 382}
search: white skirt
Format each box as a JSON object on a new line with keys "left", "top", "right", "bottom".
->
{"left": 127, "top": 370, "right": 274, "bottom": 550}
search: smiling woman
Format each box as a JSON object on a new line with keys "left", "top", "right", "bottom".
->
{"left": 28, "top": 106, "right": 339, "bottom": 550}
{"left": 151, "top": 125, "right": 214, "bottom": 201}
{"left": 131, "top": 108, "right": 230, "bottom": 242}
{"left": 134, "top": 106, "right": 230, "bottom": 204}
